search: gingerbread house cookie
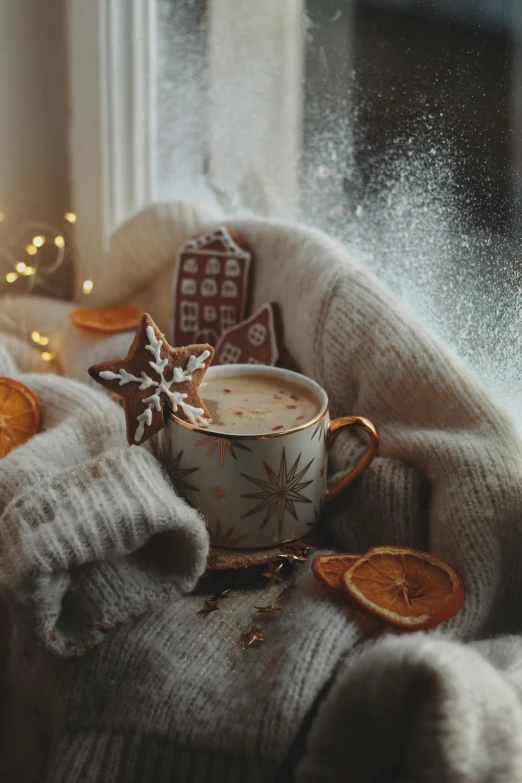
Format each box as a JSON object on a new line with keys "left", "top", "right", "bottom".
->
{"left": 171, "top": 226, "right": 252, "bottom": 348}
{"left": 214, "top": 302, "right": 280, "bottom": 366}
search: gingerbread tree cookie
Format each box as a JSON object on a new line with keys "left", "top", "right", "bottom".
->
{"left": 88, "top": 314, "right": 214, "bottom": 445}
{"left": 171, "top": 225, "right": 252, "bottom": 348}
{"left": 214, "top": 303, "right": 280, "bottom": 366}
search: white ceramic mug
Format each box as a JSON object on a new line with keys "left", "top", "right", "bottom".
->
{"left": 157, "top": 365, "right": 379, "bottom": 548}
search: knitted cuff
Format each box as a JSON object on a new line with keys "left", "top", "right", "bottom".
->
{"left": 0, "top": 403, "right": 126, "bottom": 513}
{"left": 0, "top": 446, "right": 209, "bottom": 656}
{"left": 296, "top": 635, "right": 522, "bottom": 783}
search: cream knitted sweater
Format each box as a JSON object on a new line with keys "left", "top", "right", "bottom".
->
{"left": 1, "top": 202, "right": 522, "bottom": 783}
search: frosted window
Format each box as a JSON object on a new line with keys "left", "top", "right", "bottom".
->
{"left": 156, "top": 0, "right": 522, "bottom": 418}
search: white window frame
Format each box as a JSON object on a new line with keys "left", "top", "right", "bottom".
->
{"left": 67, "top": 0, "right": 303, "bottom": 296}
{"left": 68, "top": 0, "right": 157, "bottom": 297}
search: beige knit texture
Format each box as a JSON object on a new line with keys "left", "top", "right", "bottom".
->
{"left": 0, "top": 202, "right": 521, "bottom": 782}
{"left": 0, "top": 335, "right": 210, "bottom": 658}
{"left": 101, "top": 203, "right": 522, "bottom": 635}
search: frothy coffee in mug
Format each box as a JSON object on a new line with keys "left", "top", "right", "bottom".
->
{"left": 200, "top": 373, "right": 322, "bottom": 435}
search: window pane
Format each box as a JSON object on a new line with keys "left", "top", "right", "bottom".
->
{"left": 156, "top": 0, "right": 522, "bottom": 417}
{"left": 303, "top": 0, "right": 521, "bottom": 416}
{"left": 156, "top": 0, "right": 209, "bottom": 203}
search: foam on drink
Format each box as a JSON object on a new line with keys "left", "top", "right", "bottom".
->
{"left": 200, "top": 373, "right": 321, "bottom": 435}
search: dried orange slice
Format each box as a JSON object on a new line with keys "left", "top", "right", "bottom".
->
{"left": 342, "top": 545, "right": 464, "bottom": 630}
{"left": 70, "top": 305, "right": 143, "bottom": 334}
{"left": 312, "top": 553, "right": 361, "bottom": 595}
{"left": 0, "top": 377, "right": 40, "bottom": 457}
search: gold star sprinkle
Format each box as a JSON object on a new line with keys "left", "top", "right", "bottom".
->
{"left": 195, "top": 435, "right": 251, "bottom": 466}
{"left": 284, "top": 542, "right": 315, "bottom": 558}
{"left": 212, "top": 589, "right": 231, "bottom": 601}
{"left": 196, "top": 600, "right": 219, "bottom": 618}
{"left": 255, "top": 605, "right": 282, "bottom": 615}
{"left": 278, "top": 551, "right": 307, "bottom": 563}
{"left": 261, "top": 561, "right": 284, "bottom": 586}
{"left": 244, "top": 624, "right": 267, "bottom": 647}
{"left": 212, "top": 486, "right": 226, "bottom": 500}
{"left": 278, "top": 582, "right": 298, "bottom": 601}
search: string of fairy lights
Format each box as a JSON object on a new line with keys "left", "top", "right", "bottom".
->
{"left": 1, "top": 210, "right": 95, "bottom": 363}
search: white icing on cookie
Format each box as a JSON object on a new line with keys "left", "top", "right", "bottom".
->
{"left": 102, "top": 326, "right": 211, "bottom": 441}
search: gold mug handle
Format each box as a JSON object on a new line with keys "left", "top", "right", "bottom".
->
{"left": 326, "top": 416, "right": 380, "bottom": 503}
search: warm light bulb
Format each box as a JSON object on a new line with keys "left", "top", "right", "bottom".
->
{"left": 31, "top": 331, "right": 41, "bottom": 343}
{"left": 15, "top": 262, "right": 26, "bottom": 273}
{"left": 23, "top": 266, "right": 36, "bottom": 276}
{"left": 54, "top": 235, "right": 65, "bottom": 248}
{"left": 32, "top": 235, "right": 45, "bottom": 248}
{"left": 82, "top": 279, "right": 94, "bottom": 294}
{"left": 65, "top": 212, "right": 77, "bottom": 223}
{"left": 0, "top": 212, "right": 5, "bottom": 222}
{"left": 41, "top": 352, "right": 54, "bottom": 362}
{"left": 5, "top": 272, "right": 17, "bottom": 283}
{"left": 26, "top": 245, "right": 37, "bottom": 256}
{"left": 39, "top": 336, "right": 49, "bottom": 346}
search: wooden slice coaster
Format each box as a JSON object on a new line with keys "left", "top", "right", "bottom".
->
{"left": 206, "top": 533, "right": 319, "bottom": 571}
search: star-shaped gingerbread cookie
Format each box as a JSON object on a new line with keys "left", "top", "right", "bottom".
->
{"left": 88, "top": 313, "right": 214, "bottom": 445}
